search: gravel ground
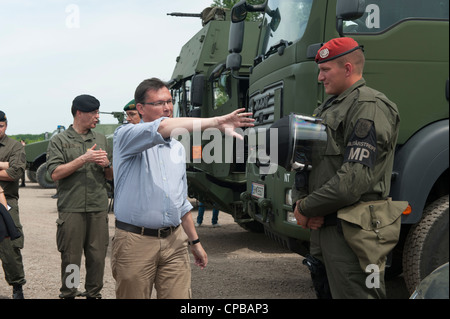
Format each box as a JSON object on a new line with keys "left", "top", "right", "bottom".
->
{"left": 0, "top": 178, "right": 409, "bottom": 300}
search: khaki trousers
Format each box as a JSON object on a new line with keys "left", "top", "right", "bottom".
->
{"left": 111, "top": 225, "right": 191, "bottom": 299}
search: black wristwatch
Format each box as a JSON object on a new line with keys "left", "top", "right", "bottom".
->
{"left": 189, "top": 238, "right": 200, "bottom": 245}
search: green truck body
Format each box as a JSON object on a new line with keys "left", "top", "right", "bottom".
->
{"left": 168, "top": 7, "right": 261, "bottom": 228}
{"left": 226, "top": 0, "right": 448, "bottom": 293}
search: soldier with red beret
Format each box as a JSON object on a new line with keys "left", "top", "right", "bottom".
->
{"left": 292, "top": 37, "right": 401, "bottom": 298}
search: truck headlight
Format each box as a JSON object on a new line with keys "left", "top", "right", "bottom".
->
{"left": 286, "top": 211, "right": 297, "bottom": 225}
{"left": 285, "top": 189, "right": 293, "bottom": 206}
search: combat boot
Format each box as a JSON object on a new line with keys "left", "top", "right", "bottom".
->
{"left": 12, "top": 284, "right": 24, "bottom": 299}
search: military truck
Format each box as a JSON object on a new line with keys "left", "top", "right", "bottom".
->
{"left": 226, "top": 0, "right": 448, "bottom": 293}
{"left": 25, "top": 112, "right": 124, "bottom": 188}
{"left": 167, "top": 7, "right": 262, "bottom": 229}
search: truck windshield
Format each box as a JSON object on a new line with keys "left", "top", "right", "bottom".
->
{"left": 258, "top": 0, "right": 313, "bottom": 57}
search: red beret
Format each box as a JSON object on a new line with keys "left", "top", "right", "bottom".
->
{"left": 315, "top": 37, "right": 362, "bottom": 64}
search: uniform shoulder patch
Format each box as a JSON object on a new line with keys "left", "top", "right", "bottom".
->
{"left": 344, "top": 119, "right": 377, "bottom": 168}
{"left": 354, "top": 119, "right": 372, "bottom": 138}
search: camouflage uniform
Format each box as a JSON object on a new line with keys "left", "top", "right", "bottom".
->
{"left": 295, "top": 78, "right": 400, "bottom": 298}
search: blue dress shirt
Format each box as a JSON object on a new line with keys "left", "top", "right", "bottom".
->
{"left": 113, "top": 118, "right": 193, "bottom": 229}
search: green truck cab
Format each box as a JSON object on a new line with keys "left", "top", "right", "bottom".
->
{"left": 168, "top": 7, "right": 261, "bottom": 228}
{"left": 228, "top": 0, "right": 448, "bottom": 293}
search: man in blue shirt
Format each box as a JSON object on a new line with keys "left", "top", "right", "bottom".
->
{"left": 111, "top": 78, "right": 254, "bottom": 299}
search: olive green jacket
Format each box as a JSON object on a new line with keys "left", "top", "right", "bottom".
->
{"left": 0, "top": 135, "right": 26, "bottom": 201}
{"left": 46, "top": 125, "right": 111, "bottom": 212}
{"left": 296, "top": 79, "right": 400, "bottom": 217}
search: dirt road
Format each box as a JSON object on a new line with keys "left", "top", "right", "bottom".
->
{"left": 0, "top": 179, "right": 409, "bottom": 299}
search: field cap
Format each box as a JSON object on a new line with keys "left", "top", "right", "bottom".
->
{"left": 315, "top": 37, "right": 362, "bottom": 64}
{"left": 123, "top": 99, "right": 136, "bottom": 111}
{"left": 72, "top": 94, "right": 100, "bottom": 112}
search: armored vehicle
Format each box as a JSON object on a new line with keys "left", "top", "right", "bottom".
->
{"left": 227, "top": 0, "right": 448, "bottom": 293}
{"left": 168, "top": 7, "right": 261, "bottom": 229}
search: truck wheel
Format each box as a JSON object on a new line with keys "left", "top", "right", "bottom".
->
{"left": 36, "top": 163, "right": 56, "bottom": 188}
{"left": 402, "top": 195, "right": 449, "bottom": 293}
{"left": 26, "top": 169, "right": 37, "bottom": 183}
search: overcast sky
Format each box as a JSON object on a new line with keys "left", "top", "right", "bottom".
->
{"left": 0, "top": 0, "right": 214, "bottom": 135}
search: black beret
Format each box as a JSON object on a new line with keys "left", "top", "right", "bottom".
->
{"left": 0, "top": 111, "right": 6, "bottom": 122}
{"left": 72, "top": 95, "right": 100, "bottom": 112}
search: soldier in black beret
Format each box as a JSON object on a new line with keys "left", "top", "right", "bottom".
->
{"left": 0, "top": 111, "right": 7, "bottom": 122}
{"left": 71, "top": 94, "right": 100, "bottom": 115}
{"left": 46, "top": 94, "right": 112, "bottom": 299}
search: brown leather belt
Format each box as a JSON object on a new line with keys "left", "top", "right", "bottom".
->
{"left": 115, "top": 220, "right": 178, "bottom": 238}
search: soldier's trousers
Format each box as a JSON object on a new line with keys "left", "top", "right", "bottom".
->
{"left": 309, "top": 224, "right": 386, "bottom": 299}
{"left": 56, "top": 211, "right": 109, "bottom": 298}
{"left": 0, "top": 202, "right": 26, "bottom": 287}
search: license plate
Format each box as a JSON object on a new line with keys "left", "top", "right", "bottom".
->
{"left": 251, "top": 182, "right": 265, "bottom": 198}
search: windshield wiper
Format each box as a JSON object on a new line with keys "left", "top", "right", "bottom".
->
{"left": 264, "top": 39, "right": 292, "bottom": 59}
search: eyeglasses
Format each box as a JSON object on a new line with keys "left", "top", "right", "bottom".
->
{"left": 142, "top": 99, "right": 174, "bottom": 107}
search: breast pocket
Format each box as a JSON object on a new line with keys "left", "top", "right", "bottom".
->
{"left": 61, "top": 143, "right": 84, "bottom": 163}
{"left": 323, "top": 116, "right": 345, "bottom": 157}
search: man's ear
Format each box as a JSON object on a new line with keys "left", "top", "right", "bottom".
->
{"left": 136, "top": 103, "right": 144, "bottom": 116}
{"left": 344, "top": 62, "right": 353, "bottom": 77}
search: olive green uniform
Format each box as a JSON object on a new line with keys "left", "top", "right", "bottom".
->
{"left": 294, "top": 79, "right": 400, "bottom": 298}
{"left": 0, "top": 135, "right": 26, "bottom": 287}
{"left": 46, "top": 125, "right": 111, "bottom": 298}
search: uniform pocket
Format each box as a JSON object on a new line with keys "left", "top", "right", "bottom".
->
{"left": 322, "top": 116, "right": 344, "bottom": 157}
{"left": 55, "top": 218, "right": 65, "bottom": 252}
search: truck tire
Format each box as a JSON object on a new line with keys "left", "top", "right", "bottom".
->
{"left": 402, "top": 195, "right": 449, "bottom": 294}
{"left": 36, "top": 162, "right": 56, "bottom": 188}
{"left": 26, "top": 169, "right": 37, "bottom": 183}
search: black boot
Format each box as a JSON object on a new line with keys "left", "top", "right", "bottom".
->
{"left": 12, "top": 284, "right": 24, "bottom": 299}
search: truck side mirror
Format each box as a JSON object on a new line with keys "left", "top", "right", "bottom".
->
{"left": 227, "top": 21, "right": 245, "bottom": 72}
{"left": 336, "top": 0, "right": 366, "bottom": 36}
{"left": 231, "top": 0, "right": 248, "bottom": 22}
{"left": 229, "top": 21, "right": 245, "bottom": 54}
{"left": 190, "top": 74, "right": 205, "bottom": 107}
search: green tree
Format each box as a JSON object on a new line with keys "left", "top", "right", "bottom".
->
{"left": 212, "top": 0, "right": 265, "bottom": 21}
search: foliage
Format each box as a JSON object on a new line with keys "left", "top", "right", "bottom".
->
{"left": 9, "top": 134, "right": 46, "bottom": 145}
{"left": 212, "top": 0, "right": 265, "bottom": 21}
